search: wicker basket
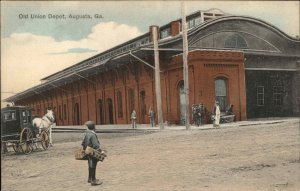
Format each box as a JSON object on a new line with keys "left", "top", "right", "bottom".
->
{"left": 74, "top": 148, "right": 87, "bottom": 160}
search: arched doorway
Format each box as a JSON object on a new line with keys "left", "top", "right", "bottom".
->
{"left": 140, "top": 90, "right": 146, "bottom": 123}
{"left": 128, "top": 88, "right": 135, "bottom": 115}
{"left": 178, "top": 81, "right": 185, "bottom": 125}
{"left": 106, "top": 98, "right": 114, "bottom": 124}
{"left": 215, "top": 78, "right": 228, "bottom": 111}
{"left": 97, "top": 99, "right": 103, "bottom": 125}
{"left": 73, "top": 103, "right": 80, "bottom": 125}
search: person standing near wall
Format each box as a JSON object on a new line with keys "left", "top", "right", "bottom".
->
{"left": 199, "top": 103, "right": 206, "bottom": 125}
{"left": 148, "top": 107, "right": 155, "bottom": 127}
{"left": 131, "top": 110, "right": 137, "bottom": 129}
{"left": 213, "top": 101, "right": 221, "bottom": 128}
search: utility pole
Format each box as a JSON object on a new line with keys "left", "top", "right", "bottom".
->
{"left": 152, "top": 26, "right": 164, "bottom": 129}
{"left": 181, "top": 2, "right": 190, "bottom": 130}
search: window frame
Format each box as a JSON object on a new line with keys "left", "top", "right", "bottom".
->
{"left": 257, "top": 86, "right": 265, "bottom": 106}
{"left": 2, "top": 110, "right": 17, "bottom": 122}
{"left": 273, "top": 86, "right": 283, "bottom": 106}
{"left": 224, "top": 34, "right": 248, "bottom": 49}
{"left": 215, "top": 78, "right": 228, "bottom": 112}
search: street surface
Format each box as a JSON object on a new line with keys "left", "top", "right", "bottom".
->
{"left": 1, "top": 118, "right": 299, "bottom": 191}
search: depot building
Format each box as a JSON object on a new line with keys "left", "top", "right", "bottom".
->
{"left": 5, "top": 9, "right": 300, "bottom": 126}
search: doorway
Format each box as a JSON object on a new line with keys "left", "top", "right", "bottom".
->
{"left": 106, "top": 98, "right": 114, "bottom": 124}
{"left": 178, "top": 81, "right": 185, "bottom": 125}
{"left": 73, "top": 103, "right": 80, "bottom": 125}
{"left": 97, "top": 99, "right": 103, "bottom": 125}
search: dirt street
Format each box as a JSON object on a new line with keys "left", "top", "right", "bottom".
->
{"left": 1, "top": 119, "right": 299, "bottom": 191}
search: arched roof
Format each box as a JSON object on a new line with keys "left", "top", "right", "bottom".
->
{"left": 4, "top": 15, "right": 300, "bottom": 103}
{"left": 159, "top": 15, "right": 299, "bottom": 47}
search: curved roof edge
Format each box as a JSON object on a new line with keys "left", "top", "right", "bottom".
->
{"left": 159, "top": 15, "right": 300, "bottom": 46}
{"left": 203, "top": 15, "right": 300, "bottom": 41}
{"left": 4, "top": 15, "right": 300, "bottom": 103}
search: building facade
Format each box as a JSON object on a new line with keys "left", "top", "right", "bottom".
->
{"left": 6, "top": 9, "right": 300, "bottom": 126}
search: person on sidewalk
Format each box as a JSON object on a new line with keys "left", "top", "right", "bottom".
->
{"left": 212, "top": 101, "right": 221, "bottom": 128}
{"left": 131, "top": 110, "right": 137, "bottom": 129}
{"left": 81, "top": 121, "right": 103, "bottom": 186}
{"left": 148, "top": 107, "right": 155, "bottom": 127}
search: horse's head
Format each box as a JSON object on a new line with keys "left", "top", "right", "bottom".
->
{"left": 46, "top": 109, "right": 55, "bottom": 123}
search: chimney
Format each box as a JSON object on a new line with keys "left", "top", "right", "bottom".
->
{"left": 170, "top": 21, "right": 180, "bottom": 36}
{"left": 149, "top": 25, "right": 159, "bottom": 42}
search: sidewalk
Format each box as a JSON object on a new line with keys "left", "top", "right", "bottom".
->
{"left": 53, "top": 117, "right": 299, "bottom": 132}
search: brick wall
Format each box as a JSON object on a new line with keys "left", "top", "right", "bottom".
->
{"left": 18, "top": 50, "right": 246, "bottom": 126}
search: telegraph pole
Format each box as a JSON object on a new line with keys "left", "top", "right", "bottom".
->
{"left": 152, "top": 26, "right": 164, "bottom": 129}
{"left": 181, "top": 2, "right": 190, "bottom": 130}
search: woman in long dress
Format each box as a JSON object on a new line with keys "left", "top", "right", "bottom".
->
{"left": 214, "top": 102, "right": 221, "bottom": 128}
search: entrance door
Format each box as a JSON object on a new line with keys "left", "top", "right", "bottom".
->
{"left": 73, "top": 103, "right": 80, "bottom": 125}
{"left": 140, "top": 90, "right": 146, "bottom": 123}
{"left": 106, "top": 98, "right": 114, "bottom": 124}
{"left": 215, "top": 78, "right": 227, "bottom": 111}
{"left": 179, "top": 82, "right": 185, "bottom": 125}
{"left": 97, "top": 99, "right": 103, "bottom": 125}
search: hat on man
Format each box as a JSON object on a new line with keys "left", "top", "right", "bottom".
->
{"left": 85, "top": 121, "right": 95, "bottom": 130}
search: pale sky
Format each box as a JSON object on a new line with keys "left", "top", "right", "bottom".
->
{"left": 1, "top": 1, "right": 299, "bottom": 107}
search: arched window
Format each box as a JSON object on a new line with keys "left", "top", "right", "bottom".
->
{"left": 97, "top": 99, "right": 103, "bottom": 124}
{"left": 58, "top": 105, "right": 62, "bottom": 120}
{"left": 128, "top": 89, "right": 135, "bottom": 113}
{"left": 73, "top": 103, "right": 80, "bottom": 125}
{"left": 63, "top": 104, "right": 67, "bottom": 120}
{"left": 106, "top": 98, "right": 114, "bottom": 124}
{"left": 215, "top": 78, "right": 227, "bottom": 111}
{"left": 140, "top": 90, "right": 146, "bottom": 116}
{"left": 117, "top": 91, "right": 123, "bottom": 118}
{"left": 224, "top": 34, "right": 248, "bottom": 49}
{"left": 140, "top": 90, "right": 146, "bottom": 123}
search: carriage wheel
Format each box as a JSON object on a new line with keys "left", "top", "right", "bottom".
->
{"left": 12, "top": 143, "right": 22, "bottom": 153}
{"left": 20, "top": 128, "right": 34, "bottom": 154}
{"left": 40, "top": 130, "right": 50, "bottom": 150}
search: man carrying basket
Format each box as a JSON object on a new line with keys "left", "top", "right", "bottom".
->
{"left": 81, "top": 121, "right": 103, "bottom": 186}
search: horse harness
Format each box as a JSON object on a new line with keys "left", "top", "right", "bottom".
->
{"left": 37, "top": 116, "right": 53, "bottom": 128}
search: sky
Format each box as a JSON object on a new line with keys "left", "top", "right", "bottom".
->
{"left": 1, "top": 1, "right": 299, "bottom": 107}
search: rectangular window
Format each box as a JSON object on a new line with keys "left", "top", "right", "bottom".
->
{"left": 26, "top": 110, "right": 31, "bottom": 123}
{"left": 194, "top": 17, "right": 201, "bottom": 26}
{"left": 273, "top": 86, "right": 283, "bottom": 105}
{"left": 3, "top": 111, "right": 16, "bottom": 121}
{"left": 188, "top": 19, "right": 195, "bottom": 29}
{"left": 160, "top": 28, "right": 170, "bottom": 39}
{"left": 257, "top": 86, "right": 264, "bottom": 106}
{"left": 22, "top": 111, "right": 28, "bottom": 124}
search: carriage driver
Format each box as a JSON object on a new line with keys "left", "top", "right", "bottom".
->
{"left": 81, "top": 121, "right": 103, "bottom": 186}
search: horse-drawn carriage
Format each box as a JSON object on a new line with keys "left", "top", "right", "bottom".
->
{"left": 1, "top": 106, "right": 54, "bottom": 154}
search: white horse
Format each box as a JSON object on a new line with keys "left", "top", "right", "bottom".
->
{"left": 32, "top": 109, "right": 55, "bottom": 146}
